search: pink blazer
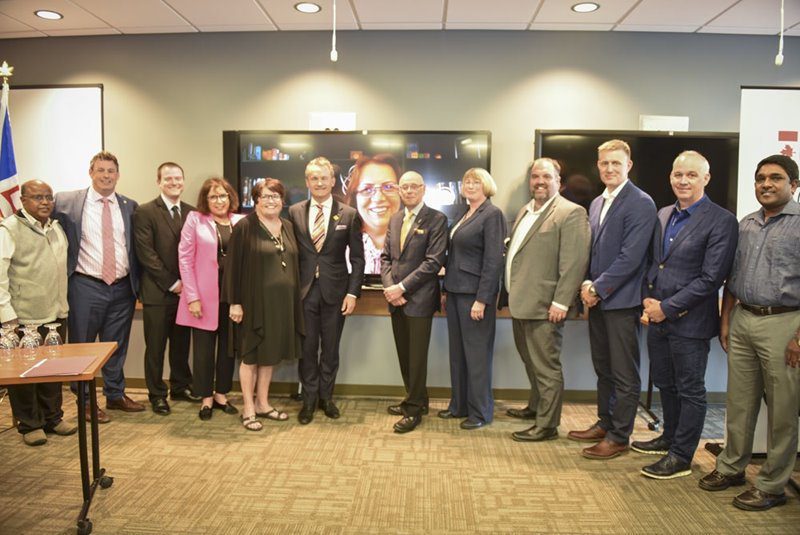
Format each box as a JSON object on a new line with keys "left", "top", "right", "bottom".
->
{"left": 176, "top": 211, "right": 244, "bottom": 331}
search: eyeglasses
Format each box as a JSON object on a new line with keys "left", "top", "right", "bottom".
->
{"left": 259, "top": 193, "right": 283, "bottom": 202}
{"left": 399, "top": 183, "right": 423, "bottom": 192}
{"left": 356, "top": 183, "right": 399, "bottom": 197}
{"left": 23, "top": 194, "right": 54, "bottom": 203}
{"left": 208, "top": 194, "right": 229, "bottom": 202}
{"left": 463, "top": 179, "right": 482, "bottom": 187}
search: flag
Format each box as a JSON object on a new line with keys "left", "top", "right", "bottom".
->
{"left": 0, "top": 79, "right": 21, "bottom": 218}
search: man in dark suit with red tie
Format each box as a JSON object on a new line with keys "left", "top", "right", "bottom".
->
{"left": 632, "top": 150, "right": 738, "bottom": 479}
{"left": 289, "top": 157, "right": 365, "bottom": 425}
{"left": 134, "top": 162, "right": 199, "bottom": 415}
{"left": 381, "top": 171, "right": 448, "bottom": 433}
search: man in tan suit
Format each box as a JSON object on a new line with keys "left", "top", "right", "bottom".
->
{"left": 502, "top": 158, "right": 591, "bottom": 442}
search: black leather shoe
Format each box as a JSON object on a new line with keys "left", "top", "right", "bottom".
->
{"left": 170, "top": 388, "right": 202, "bottom": 403}
{"left": 199, "top": 406, "right": 212, "bottom": 420}
{"left": 699, "top": 470, "right": 747, "bottom": 491}
{"left": 151, "top": 398, "right": 170, "bottom": 415}
{"left": 733, "top": 487, "right": 787, "bottom": 511}
{"left": 393, "top": 415, "right": 421, "bottom": 433}
{"left": 512, "top": 426, "right": 558, "bottom": 442}
{"left": 387, "top": 404, "right": 428, "bottom": 416}
{"left": 437, "top": 409, "right": 463, "bottom": 419}
{"left": 506, "top": 406, "right": 537, "bottom": 420}
{"left": 460, "top": 419, "right": 486, "bottom": 430}
{"left": 631, "top": 435, "right": 671, "bottom": 455}
{"left": 641, "top": 453, "right": 691, "bottom": 480}
{"left": 319, "top": 399, "right": 341, "bottom": 419}
{"left": 212, "top": 400, "right": 239, "bottom": 415}
{"left": 298, "top": 404, "right": 315, "bottom": 425}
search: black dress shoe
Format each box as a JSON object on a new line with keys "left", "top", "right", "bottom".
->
{"left": 393, "top": 415, "right": 421, "bottom": 433}
{"left": 170, "top": 388, "right": 202, "bottom": 402}
{"left": 512, "top": 426, "right": 558, "bottom": 442}
{"left": 151, "top": 398, "right": 170, "bottom": 415}
{"left": 199, "top": 406, "right": 213, "bottom": 420}
{"left": 506, "top": 407, "right": 537, "bottom": 420}
{"left": 460, "top": 419, "right": 486, "bottom": 430}
{"left": 387, "top": 404, "right": 428, "bottom": 416}
{"left": 212, "top": 400, "right": 239, "bottom": 415}
{"left": 631, "top": 435, "right": 671, "bottom": 455}
{"left": 698, "top": 470, "right": 747, "bottom": 491}
{"left": 298, "top": 404, "right": 315, "bottom": 425}
{"left": 437, "top": 409, "right": 463, "bottom": 419}
{"left": 640, "top": 453, "right": 691, "bottom": 480}
{"left": 733, "top": 487, "right": 787, "bottom": 511}
{"left": 319, "top": 399, "right": 341, "bottom": 419}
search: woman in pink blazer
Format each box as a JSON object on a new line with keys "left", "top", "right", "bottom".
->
{"left": 177, "top": 177, "right": 244, "bottom": 420}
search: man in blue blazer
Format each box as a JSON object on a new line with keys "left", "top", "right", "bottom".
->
{"left": 632, "top": 151, "right": 738, "bottom": 479}
{"left": 381, "top": 171, "right": 448, "bottom": 434}
{"left": 54, "top": 151, "right": 143, "bottom": 423}
{"left": 570, "top": 139, "right": 657, "bottom": 459}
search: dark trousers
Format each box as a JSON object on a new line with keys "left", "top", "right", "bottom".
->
{"left": 192, "top": 301, "right": 235, "bottom": 398}
{"left": 143, "top": 301, "right": 191, "bottom": 400}
{"left": 647, "top": 323, "right": 710, "bottom": 463}
{"left": 68, "top": 274, "right": 136, "bottom": 400}
{"left": 390, "top": 308, "right": 432, "bottom": 417}
{"left": 588, "top": 306, "right": 642, "bottom": 443}
{"left": 446, "top": 292, "right": 495, "bottom": 424}
{"left": 299, "top": 281, "right": 346, "bottom": 404}
{"left": 9, "top": 323, "right": 67, "bottom": 434}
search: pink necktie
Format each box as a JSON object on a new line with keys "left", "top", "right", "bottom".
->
{"left": 101, "top": 198, "right": 116, "bottom": 285}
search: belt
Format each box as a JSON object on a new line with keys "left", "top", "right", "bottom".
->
{"left": 740, "top": 303, "right": 800, "bottom": 316}
{"left": 74, "top": 272, "right": 129, "bottom": 286}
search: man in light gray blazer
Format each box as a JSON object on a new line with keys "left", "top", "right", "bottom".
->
{"left": 502, "top": 158, "right": 591, "bottom": 442}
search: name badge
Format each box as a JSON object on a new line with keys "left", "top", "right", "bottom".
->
{"left": 415, "top": 229, "right": 425, "bottom": 235}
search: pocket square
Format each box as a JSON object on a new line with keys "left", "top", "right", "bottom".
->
{"left": 335, "top": 224, "right": 347, "bottom": 231}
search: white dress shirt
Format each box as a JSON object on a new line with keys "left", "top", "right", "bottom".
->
{"left": 76, "top": 187, "right": 129, "bottom": 280}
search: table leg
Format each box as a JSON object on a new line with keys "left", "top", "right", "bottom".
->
{"left": 76, "top": 382, "right": 93, "bottom": 534}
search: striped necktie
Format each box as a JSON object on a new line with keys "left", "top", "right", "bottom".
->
{"left": 101, "top": 198, "right": 116, "bottom": 285}
{"left": 311, "top": 203, "right": 326, "bottom": 252}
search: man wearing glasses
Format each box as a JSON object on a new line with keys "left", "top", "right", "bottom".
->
{"left": 289, "top": 157, "right": 365, "bottom": 425}
{"left": 381, "top": 171, "right": 448, "bottom": 433}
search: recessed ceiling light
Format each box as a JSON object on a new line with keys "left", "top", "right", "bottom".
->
{"left": 571, "top": 2, "right": 599, "bottom": 13}
{"left": 294, "top": 2, "right": 321, "bottom": 14}
{"left": 34, "top": 9, "right": 63, "bottom": 20}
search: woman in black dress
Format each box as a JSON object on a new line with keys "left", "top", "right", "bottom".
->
{"left": 227, "top": 179, "right": 303, "bottom": 431}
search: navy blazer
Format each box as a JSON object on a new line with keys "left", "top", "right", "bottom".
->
{"left": 443, "top": 199, "right": 507, "bottom": 304}
{"left": 588, "top": 181, "right": 656, "bottom": 310}
{"left": 288, "top": 198, "right": 365, "bottom": 304}
{"left": 54, "top": 187, "right": 140, "bottom": 297}
{"left": 380, "top": 204, "right": 448, "bottom": 317}
{"left": 645, "top": 199, "right": 738, "bottom": 339}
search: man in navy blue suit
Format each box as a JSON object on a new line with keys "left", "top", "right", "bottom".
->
{"left": 569, "top": 139, "right": 657, "bottom": 459}
{"left": 631, "top": 151, "right": 738, "bottom": 479}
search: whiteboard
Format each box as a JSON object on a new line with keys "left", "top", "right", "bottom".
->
{"left": 9, "top": 85, "right": 103, "bottom": 193}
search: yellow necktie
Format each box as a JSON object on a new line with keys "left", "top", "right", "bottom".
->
{"left": 400, "top": 210, "right": 414, "bottom": 251}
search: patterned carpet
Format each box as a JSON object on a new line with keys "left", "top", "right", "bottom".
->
{"left": 0, "top": 388, "right": 798, "bottom": 534}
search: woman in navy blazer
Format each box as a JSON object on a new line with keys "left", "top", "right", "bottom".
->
{"left": 441, "top": 168, "right": 507, "bottom": 429}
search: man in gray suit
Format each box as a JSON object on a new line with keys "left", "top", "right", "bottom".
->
{"left": 503, "top": 158, "right": 591, "bottom": 442}
{"left": 381, "top": 171, "right": 448, "bottom": 434}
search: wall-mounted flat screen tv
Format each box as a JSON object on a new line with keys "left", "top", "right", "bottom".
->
{"left": 535, "top": 130, "right": 739, "bottom": 214}
{"left": 223, "top": 130, "right": 491, "bottom": 278}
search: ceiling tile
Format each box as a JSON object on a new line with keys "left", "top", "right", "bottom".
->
{"left": 70, "top": 0, "right": 191, "bottom": 29}
{"left": 535, "top": 0, "right": 637, "bottom": 24}
{"left": 353, "top": 0, "right": 443, "bottom": 23}
{"left": 0, "top": 30, "right": 44, "bottom": 38}
{"left": 120, "top": 25, "right": 199, "bottom": 35}
{"left": 703, "top": 0, "right": 800, "bottom": 33}
{"left": 166, "top": 0, "right": 273, "bottom": 28}
{"left": 43, "top": 28, "right": 122, "bottom": 36}
{"left": 258, "top": 0, "right": 358, "bottom": 30}
{"left": 620, "top": 0, "right": 737, "bottom": 27}
{"left": 0, "top": 11, "right": 33, "bottom": 31}
{"left": 447, "top": 0, "right": 539, "bottom": 24}
{"left": 362, "top": 22, "right": 443, "bottom": 30}
{"left": 698, "top": 26, "right": 779, "bottom": 35}
{"left": 447, "top": 22, "right": 528, "bottom": 30}
{"left": 614, "top": 24, "right": 699, "bottom": 33}
{"left": 0, "top": 0, "right": 110, "bottom": 30}
{"left": 529, "top": 23, "right": 615, "bottom": 31}
{"left": 195, "top": 24, "right": 277, "bottom": 32}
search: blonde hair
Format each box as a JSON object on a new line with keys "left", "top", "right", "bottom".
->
{"left": 305, "top": 156, "right": 334, "bottom": 177}
{"left": 462, "top": 167, "right": 497, "bottom": 197}
{"left": 597, "top": 139, "right": 631, "bottom": 158}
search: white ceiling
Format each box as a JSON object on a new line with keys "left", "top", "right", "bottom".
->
{"left": 0, "top": 0, "right": 798, "bottom": 39}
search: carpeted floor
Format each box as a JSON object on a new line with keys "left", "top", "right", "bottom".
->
{"left": 0, "top": 388, "right": 797, "bottom": 534}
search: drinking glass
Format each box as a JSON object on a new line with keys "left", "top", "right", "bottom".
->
{"left": 19, "top": 325, "right": 40, "bottom": 361}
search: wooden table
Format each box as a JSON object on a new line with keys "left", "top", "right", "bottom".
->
{"left": 0, "top": 342, "right": 117, "bottom": 535}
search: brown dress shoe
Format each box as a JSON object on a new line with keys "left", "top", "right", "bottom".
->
{"left": 85, "top": 405, "right": 111, "bottom": 424}
{"left": 698, "top": 470, "right": 746, "bottom": 492}
{"left": 582, "top": 438, "right": 628, "bottom": 459}
{"left": 106, "top": 394, "right": 145, "bottom": 412}
{"left": 568, "top": 424, "right": 607, "bottom": 442}
{"left": 733, "top": 487, "right": 787, "bottom": 511}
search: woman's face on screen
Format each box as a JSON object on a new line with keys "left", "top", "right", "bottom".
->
{"left": 355, "top": 163, "right": 401, "bottom": 237}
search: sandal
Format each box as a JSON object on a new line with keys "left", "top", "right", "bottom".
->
{"left": 240, "top": 415, "right": 263, "bottom": 431}
{"left": 256, "top": 408, "right": 289, "bottom": 421}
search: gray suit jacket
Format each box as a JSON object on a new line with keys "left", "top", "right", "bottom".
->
{"left": 502, "top": 195, "right": 590, "bottom": 320}
{"left": 53, "top": 187, "right": 140, "bottom": 296}
{"left": 380, "top": 204, "right": 448, "bottom": 317}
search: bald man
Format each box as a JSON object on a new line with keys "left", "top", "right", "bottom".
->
{"left": 380, "top": 171, "right": 448, "bottom": 433}
{"left": 633, "top": 151, "right": 738, "bottom": 479}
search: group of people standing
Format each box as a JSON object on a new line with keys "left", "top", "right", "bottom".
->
{"left": 0, "top": 142, "right": 797, "bottom": 512}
